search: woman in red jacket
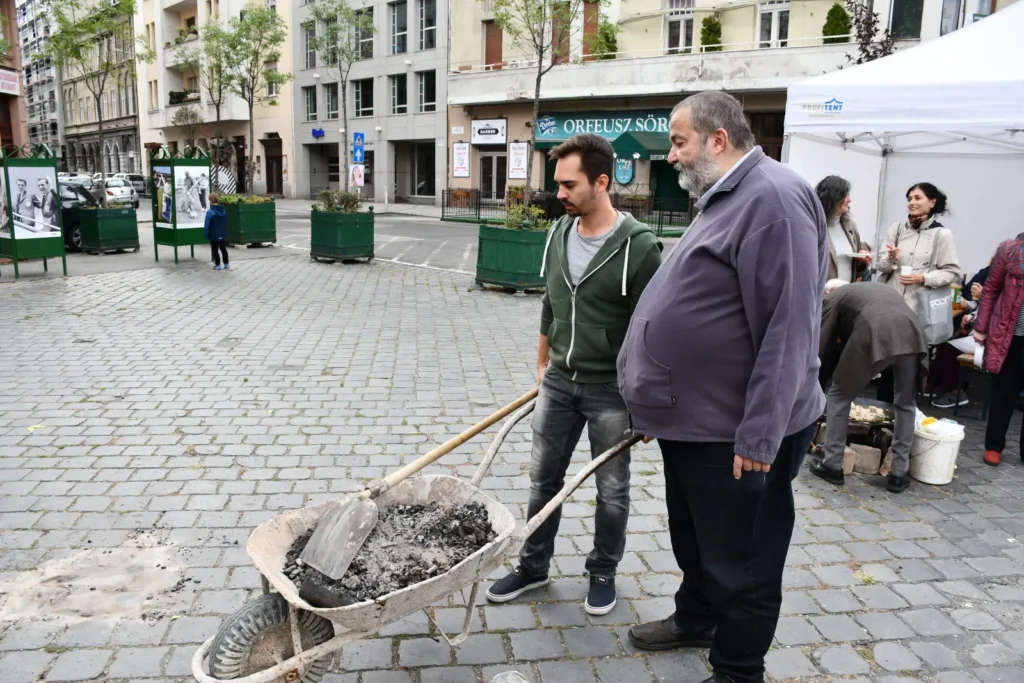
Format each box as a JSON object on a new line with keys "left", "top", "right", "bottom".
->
{"left": 973, "top": 234, "right": 1024, "bottom": 466}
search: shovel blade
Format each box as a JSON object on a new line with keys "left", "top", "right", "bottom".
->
{"left": 299, "top": 495, "right": 379, "bottom": 581}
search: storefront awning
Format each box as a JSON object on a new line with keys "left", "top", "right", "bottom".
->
{"left": 612, "top": 132, "right": 671, "bottom": 161}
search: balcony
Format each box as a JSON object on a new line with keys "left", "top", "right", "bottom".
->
{"left": 448, "top": 38, "right": 856, "bottom": 106}
{"left": 168, "top": 90, "right": 201, "bottom": 106}
{"left": 163, "top": 37, "right": 198, "bottom": 70}
{"left": 162, "top": 0, "right": 197, "bottom": 11}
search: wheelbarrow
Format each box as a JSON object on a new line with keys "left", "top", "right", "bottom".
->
{"left": 191, "top": 388, "right": 641, "bottom": 683}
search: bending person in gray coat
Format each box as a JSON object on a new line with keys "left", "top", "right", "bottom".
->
{"left": 812, "top": 280, "right": 927, "bottom": 493}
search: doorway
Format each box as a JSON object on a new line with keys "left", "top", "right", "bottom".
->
{"left": 480, "top": 152, "right": 507, "bottom": 200}
{"left": 651, "top": 160, "right": 687, "bottom": 201}
{"left": 266, "top": 156, "right": 283, "bottom": 194}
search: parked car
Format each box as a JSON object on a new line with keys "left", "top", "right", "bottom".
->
{"left": 64, "top": 174, "right": 94, "bottom": 189}
{"left": 114, "top": 173, "right": 147, "bottom": 196}
{"left": 102, "top": 178, "right": 140, "bottom": 208}
{"left": 59, "top": 181, "right": 99, "bottom": 252}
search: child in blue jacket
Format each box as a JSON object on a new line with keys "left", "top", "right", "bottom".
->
{"left": 204, "top": 193, "right": 229, "bottom": 270}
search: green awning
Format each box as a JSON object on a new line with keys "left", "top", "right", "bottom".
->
{"left": 612, "top": 131, "right": 670, "bottom": 161}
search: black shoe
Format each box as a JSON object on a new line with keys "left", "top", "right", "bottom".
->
{"left": 931, "top": 392, "right": 969, "bottom": 409}
{"left": 628, "top": 616, "right": 714, "bottom": 651}
{"left": 810, "top": 460, "right": 845, "bottom": 486}
{"left": 485, "top": 566, "right": 549, "bottom": 603}
{"left": 887, "top": 474, "right": 911, "bottom": 493}
{"left": 584, "top": 576, "right": 616, "bottom": 616}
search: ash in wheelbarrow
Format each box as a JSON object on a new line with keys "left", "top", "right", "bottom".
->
{"left": 191, "top": 388, "right": 640, "bottom": 683}
{"left": 284, "top": 501, "right": 497, "bottom": 608}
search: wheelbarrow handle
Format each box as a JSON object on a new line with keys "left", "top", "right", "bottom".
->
{"left": 364, "top": 388, "right": 540, "bottom": 499}
{"left": 510, "top": 433, "right": 642, "bottom": 549}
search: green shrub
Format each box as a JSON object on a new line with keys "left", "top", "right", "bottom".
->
{"left": 700, "top": 15, "right": 723, "bottom": 52}
{"left": 823, "top": 3, "right": 852, "bottom": 43}
{"left": 312, "top": 189, "right": 363, "bottom": 214}
{"left": 504, "top": 202, "right": 552, "bottom": 231}
{"left": 218, "top": 194, "right": 274, "bottom": 205}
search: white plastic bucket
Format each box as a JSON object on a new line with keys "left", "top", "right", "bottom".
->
{"left": 909, "top": 428, "right": 964, "bottom": 485}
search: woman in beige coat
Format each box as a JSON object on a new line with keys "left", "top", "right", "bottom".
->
{"left": 875, "top": 183, "right": 961, "bottom": 315}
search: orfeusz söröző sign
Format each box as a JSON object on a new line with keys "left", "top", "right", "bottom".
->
{"left": 535, "top": 111, "right": 672, "bottom": 141}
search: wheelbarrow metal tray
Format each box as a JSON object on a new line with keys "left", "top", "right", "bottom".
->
{"left": 247, "top": 475, "right": 516, "bottom": 633}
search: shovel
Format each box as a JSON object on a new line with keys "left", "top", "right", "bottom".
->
{"left": 298, "top": 388, "right": 539, "bottom": 583}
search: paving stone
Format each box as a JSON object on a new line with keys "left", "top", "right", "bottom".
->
{"left": 856, "top": 612, "right": 915, "bottom": 640}
{"left": 510, "top": 630, "right": 565, "bottom": 660}
{"left": 900, "top": 608, "right": 963, "bottom": 636}
{"left": 647, "top": 650, "right": 710, "bottom": 682}
{"left": 107, "top": 646, "right": 170, "bottom": 678}
{"left": 774, "top": 617, "right": 823, "bottom": 645}
{"left": 362, "top": 673, "right": 414, "bottom": 683}
{"left": 561, "top": 627, "right": 621, "bottom": 657}
{"left": 934, "top": 580, "right": 991, "bottom": 601}
{"left": 485, "top": 604, "right": 537, "bottom": 630}
{"left": 46, "top": 649, "right": 113, "bottom": 681}
{"left": 874, "top": 642, "right": 923, "bottom": 671}
{"left": 952, "top": 608, "right": 1003, "bottom": 631}
{"left": 813, "top": 564, "right": 862, "bottom": 587}
{"left": 536, "top": 602, "right": 586, "bottom": 627}
{"left": 0, "top": 621, "right": 61, "bottom": 650}
{"left": 852, "top": 585, "right": 908, "bottom": 610}
{"left": 399, "top": 637, "right": 453, "bottom": 667}
{"left": 814, "top": 644, "right": 870, "bottom": 674}
{"left": 974, "top": 667, "right": 1024, "bottom": 683}
{"left": 420, "top": 666, "right": 479, "bottom": 683}
{"left": 482, "top": 666, "right": 536, "bottom": 683}
{"left": 893, "top": 582, "right": 950, "bottom": 606}
{"left": 166, "top": 615, "right": 222, "bottom": 643}
{"left": 810, "top": 615, "right": 871, "bottom": 642}
{"left": 338, "top": 638, "right": 393, "bottom": 671}
{"left": 454, "top": 634, "right": 507, "bottom": 665}
{"left": 966, "top": 556, "right": 1024, "bottom": 577}
{"left": 595, "top": 657, "right": 655, "bottom": 683}
{"left": 890, "top": 559, "right": 944, "bottom": 582}
{"left": 781, "top": 591, "right": 821, "bottom": 615}
{"left": 811, "top": 589, "right": 862, "bottom": 613}
{"left": 935, "top": 673, "right": 982, "bottom": 683}
{"left": 0, "top": 651, "right": 53, "bottom": 683}
{"left": 764, "top": 647, "right": 819, "bottom": 678}
{"left": 908, "top": 641, "right": 962, "bottom": 669}
{"left": 971, "top": 643, "right": 1022, "bottom": 666}
{"left": 537, "top": 660, "right": 597, "bottom": 683}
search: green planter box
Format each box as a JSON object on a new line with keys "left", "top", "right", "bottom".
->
{"left": 80, "top": 208, "right": 139, "bottom": 253}
{"left": 476, "top": 224, "right": 549, "bottom": 292}
{"left": 225, "top": 202, "right": 276, "bottom": 245}
{"left": 310, "top": 210, "right": 374, "bottom": 262}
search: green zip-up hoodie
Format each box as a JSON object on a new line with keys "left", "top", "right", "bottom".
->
{"left": 540, "top": 212, "right": 663, "bottom": 383}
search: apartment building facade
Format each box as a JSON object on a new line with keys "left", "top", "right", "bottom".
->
{"left": 13, "top": 0, "right": 55, "bottom": 151}
{"left": 446, "top": 0, "right": 1013, "bottom": 201}
{"left": 290, "top": 0, "right": 446, "bottom": 203}
{"left": 136, "top": 0, "right": 296, "bottom": 196}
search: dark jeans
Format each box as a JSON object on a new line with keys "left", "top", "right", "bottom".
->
{"left": 519, "top": 367, "right": 632, "bottom": 578}
{"left": 659, "top": 423, "right": 816, "bottom": 683}
{"left": 985, "top": 335, "right": 1024, "bottom": 455}
{"left": 211, "top": 240, "right": 229, "bottom": 266}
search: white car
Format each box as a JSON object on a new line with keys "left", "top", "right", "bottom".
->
{"left": 102, "top": 178, "right": 140, "bottom": 208}
{"left": 114, "top": 173, "right": 147, "bottom": 196}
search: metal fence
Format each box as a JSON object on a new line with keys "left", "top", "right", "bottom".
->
{"left": 442, "top": 189, "right": 695, "bottom": 236}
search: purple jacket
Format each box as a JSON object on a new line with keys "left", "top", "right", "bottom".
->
{"left": 616, "top": 148, "right": 827, "bottom": 465}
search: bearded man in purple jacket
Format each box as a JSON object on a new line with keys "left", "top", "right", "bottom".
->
{"left": 616, "top": 91, "right": 827, "bottom": 683}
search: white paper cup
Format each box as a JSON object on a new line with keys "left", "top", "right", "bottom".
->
{"left": 901, "top": 266, "right": 913, "bottom": 277}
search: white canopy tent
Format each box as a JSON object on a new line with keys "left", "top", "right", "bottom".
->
{"left": 783, "top": 1, "right": 1024, "bottom": 274}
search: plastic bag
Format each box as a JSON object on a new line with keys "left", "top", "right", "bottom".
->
{"left": 492, "top": 673, "right": 530, "bottom": 683}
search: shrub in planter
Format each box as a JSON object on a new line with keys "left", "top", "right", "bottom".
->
{"left": 80, "top": 201, "right": 139, "bottom": 254}
{"left": 220, "top": 194, "right": 276, "bottom": 246}
{"left": 310, "top": 190, "right": 374, "bottom": 263}
{"left": 476, "top": 201, "right": 552, "bottom": 293}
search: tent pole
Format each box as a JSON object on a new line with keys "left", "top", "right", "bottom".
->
{"left": 873, "top": 139, "right": 891, "bottom": 257}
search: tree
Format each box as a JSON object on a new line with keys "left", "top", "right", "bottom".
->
{"left": 822, "top": 3, "right": 852, "bottom": 43}
{"left": 171, "top": 105, "right": 204, "bottom": 150}
{"left": 226, "top": 6, "right": 291, "bottom": 193}
{"left": 585, "top": 16, "right": 618, "bottom": 60}
{"left": 40, "top": 0, "right": 153, "bottom": 173}
{"left": 0, "top": 17, "right": 12, "bottom": 63}
{"left": 700, "top": 15, "right": 722, "bottom": 52}
{"left": 308, "top": 0, "right": 375, "bottom": 192}
{"left": 845, "top": 0, "right": 896, "bottom": 64}
{"left": 489, "top": 0, "right": 606, "bottom": 203}
{"left": 176, "top": 23, "right": 234, "bottom": 190}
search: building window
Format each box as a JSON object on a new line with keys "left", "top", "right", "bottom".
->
{"left": 390, "top": 1, "right": 407, "bottom": 54}
{"left": 304, "top": 23, "right": 316, "bottom": 68}
{"left": 267, "top": 62, "right": 279, "bottom": 96}
{"left": 357, "top": 9, "right": 373, "bottom": 58}
{"left": 758, "top": 0, "right": 789, "bottom": 47}
{"left": 418, "top": 0, "right": 435, "bottom": 50}
{"left": 890, "top": 0, "right": 923, "bottom": 38}
{"left": 667, "top": 16, "right": 693, "bottom": 53}
{"left": 390, "top": 74, "right": 407, "bottom": 114}
{"left": 303, "top": 86, "right": 317, "bottom": 121}
{"left": 417, "top": 70, "right": 435, "bottom": 112}
{"left": 354, "top": 78, "right": 374, "bottom": 116}
{"left": 325, "top": 83, "right": 339, "bottom": 119}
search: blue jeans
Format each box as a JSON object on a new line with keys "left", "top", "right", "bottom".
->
{"left": 519, "top": 367, "right": 632, "bottom": 578}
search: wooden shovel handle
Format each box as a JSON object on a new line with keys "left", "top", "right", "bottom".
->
{"left": 363, "top": 388, "right": 539, "bottom": 499}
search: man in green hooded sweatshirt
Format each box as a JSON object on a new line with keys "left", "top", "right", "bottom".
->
{"left": 486, "top": 133, "right": 663, "bottom": 615}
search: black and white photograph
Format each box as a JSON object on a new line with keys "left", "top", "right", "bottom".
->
{"left": 154, "top": 165, "right": 173, "bottom": 228}
{"left": 0, "top": 168, "right": 9, "bottom": 239}
{"left": 174, "top": 166, "right": 210, "bottom": 229}
{"left": 4, "top": 166, "right": 62, "bottom": 239}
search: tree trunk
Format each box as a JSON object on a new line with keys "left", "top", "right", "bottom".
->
{"left": 247, "top": 101, "right": 255, "bottom": 195}
{"left": 524, "top": 66, "right": 544, "bottom": 205}
{"left": 95, "top": 94, "right": 105, "bottom": 175}
{"left": 213, "top": 105, "right": 222, "bottom": 192}
{"left": 341, "top": 84, "right": 350, "bottom": 192}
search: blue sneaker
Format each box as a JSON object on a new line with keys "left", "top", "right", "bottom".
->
{"left": 584, "top": 576, "right": 617, "bottom": 616}
{"left": 223, "top": 263, "right": 230, "bottom": 269}
{"left": 214, "top": 264, "right": 222, "bottom": 270}
{"left": 486, "top": 566, "right": 549, "bottom": 603}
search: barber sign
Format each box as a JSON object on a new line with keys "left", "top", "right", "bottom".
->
{"left": 471, "top": 119, "right": 507, "bottom": 145}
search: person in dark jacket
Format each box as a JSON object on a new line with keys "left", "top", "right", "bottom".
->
{"left": 204, "top": 193, "right": 229, "bottom": 270}
{"left": 485, "top": 133, "right": 662, "bottom": 617}
{"left": 931, "top": 260, "right": 992, "bottom": 408}
{"left": 617, "top": 92, "right": 824, "bottom": 683}
{"left": 811, "top": 281, "right": 928, "bottom": 493}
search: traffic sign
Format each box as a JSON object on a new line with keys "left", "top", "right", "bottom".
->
{"left": 352, "top": 147, "right": 365, "bottom": 164}
{"left": 353, "top": 132, "right": 365, "bottom": 147}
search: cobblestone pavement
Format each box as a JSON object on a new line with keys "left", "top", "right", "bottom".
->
{"left": 0, "top": 255, "right": 1022, "bottom": 683}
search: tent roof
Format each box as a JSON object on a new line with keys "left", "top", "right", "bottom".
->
{"left": 785, "top": 2, "right": 1024, "bottom": 134}
{"left": 613, "top": 132, "right": 670, "bottom": 160}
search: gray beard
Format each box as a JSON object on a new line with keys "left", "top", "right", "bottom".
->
{"left": 675, "top": 145, "right": 723, "bottom": 196}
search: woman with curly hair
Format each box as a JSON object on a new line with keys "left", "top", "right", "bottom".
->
{"left": 816, "top": 175, "right": 871, "bottom": 283}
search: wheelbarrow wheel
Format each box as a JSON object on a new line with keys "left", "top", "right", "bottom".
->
{"left": 209, "top": 593, "right": 334, "bottom": 682}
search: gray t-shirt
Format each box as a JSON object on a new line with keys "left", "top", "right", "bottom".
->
{"left": 566, "top": 213, "right": 626, "bottom": 285}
